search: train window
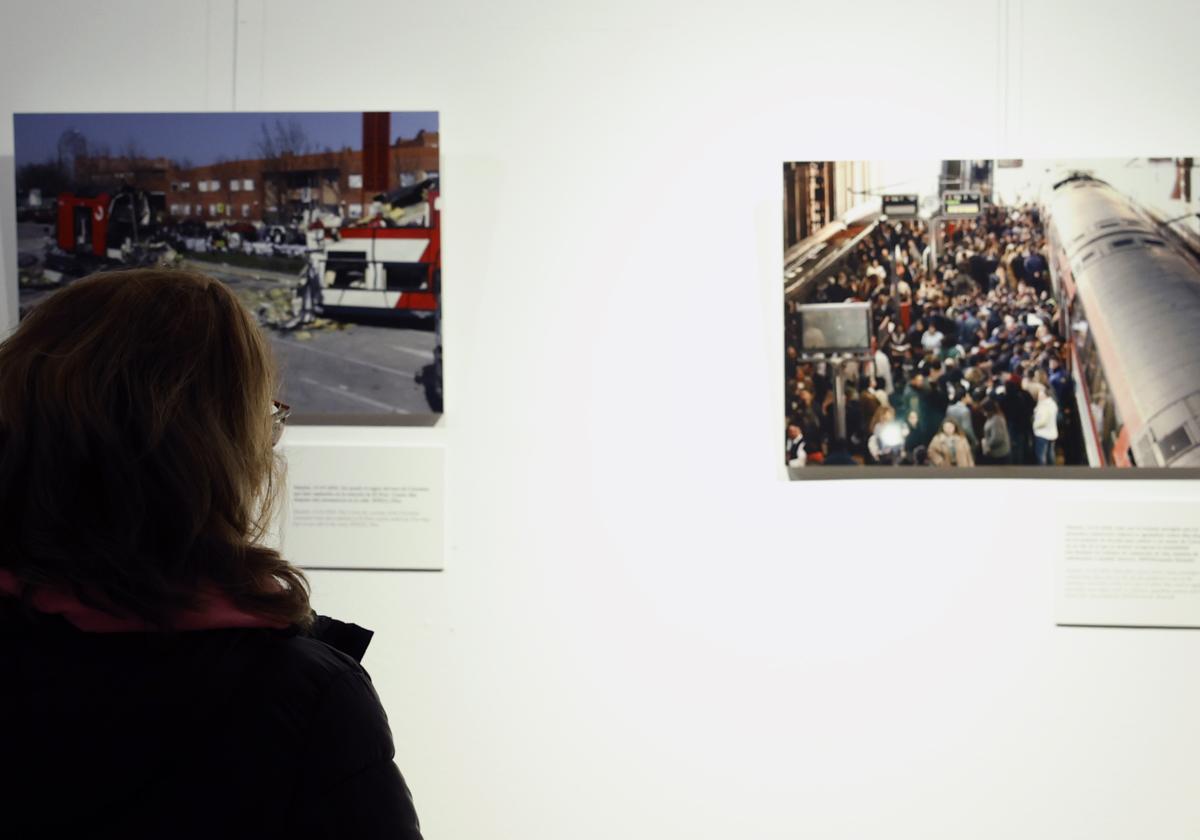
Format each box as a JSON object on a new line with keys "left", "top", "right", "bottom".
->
{"left": 1087, "top": 352, "right": 1108, "bottom": 407}
{"left": 1072, "top": 232, "right": 1087, "bottom": 244}
{"left": 1098, "top": 220, "right": 1120, "bottom": 229}
{"left": 1157, "top": 425, "right": 1195, "bottom": 461}
{"left": 1080, "top": 250, "right": 1096, "bottom": 263}
{"left": 327, "top": 251, "right": 368, "bottom": 263}
{"left": 1071, "top": 301, "right": 1090, "bottom": 351}
{"left": 383, "top": 262, "right": 428, "bottom": 291}
{"left": 1100, "top": 398, "right": 1120, "bottom": 464}
{"left": 1142, "top": 237, "right": 1165, "bottom": 246}
{"left": 1110, "top": 238, "right": 1135, "bottom": 249}
{"left": 1134, "top": 438, "right": 1158, "bottom": 468}
{"left": 325, "top": 251, "right": 369, "bottom": 289}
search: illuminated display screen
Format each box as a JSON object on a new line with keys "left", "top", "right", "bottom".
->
{"left": 942, "top": 191, "right": 983, "bottom": 216}
{"left": 797, "top": 303, "right": 872, "bottom": 355}
{"left": 882, "top": 194, "right": 919, "bottom": 217}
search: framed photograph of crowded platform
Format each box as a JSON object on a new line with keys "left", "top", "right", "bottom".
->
{"left": 782, "top": 158, "right": 1200, "bottom": 478}
{"left": 12, "top": 111, "right": 443, "bottom": 424}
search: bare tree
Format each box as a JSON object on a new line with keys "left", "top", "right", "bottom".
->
{"left": 120, "top": 137, "right": 146, "bottom": 161}
{"left": 16, "top": 160, "right": 71, "bottom": 197}
{"left": 254, "top": 118, "right": 311, "bottom": 160}
{"left": 56, "top": 128, "right": 88, "bottom": 170}
{"left": 51, "top": 128, "right": 89, "bottom": 191}
{"left": 255, "top": 119, "right": 313, "bottom": 221}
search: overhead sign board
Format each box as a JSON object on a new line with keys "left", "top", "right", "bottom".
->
{"left": 942, "top": 191, "right": 983, "bottom": 217}
{"left": 881, "top": 194, "right": 919, "bottom": 218}
{"left": 795, "top": 302, "right": 872, "bottom": 357}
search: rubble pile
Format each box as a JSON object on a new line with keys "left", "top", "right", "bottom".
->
{"left": 235, "top": 283, "right": 354, "bottom": 336}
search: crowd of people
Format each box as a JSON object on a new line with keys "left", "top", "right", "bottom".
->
{"left": 785, "top": 203, "right": 1076, "bottom": 468}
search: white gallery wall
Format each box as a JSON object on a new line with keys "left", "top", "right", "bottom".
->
{"left": 4, "top": 1, "right": 1200, "bottom": 837}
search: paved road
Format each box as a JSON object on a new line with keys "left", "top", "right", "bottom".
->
{"left": 194, "top": 265, "right": 438, "bottom": 417}
{"left": 271, "top": 319, "right": 437, "bottom": 416}
{"left": 16, "top": 234, "right": 439, "bottom": 416}
{"left": 18, "top": 221, "right": 51, "bottom": 257}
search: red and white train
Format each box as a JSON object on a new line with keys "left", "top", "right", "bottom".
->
{"left": 306, "top": 180, "right": 440, "bottom": 320}
{"left": 1043, "top": 174, "right": 1200, "bottom": 467}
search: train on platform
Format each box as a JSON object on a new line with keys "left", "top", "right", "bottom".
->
{"left": 1042, "top": 173, "right": 1200, "bottom": 467}
{"left": 302, "top": 178, "right": 441, "bottom": 321}
{"left": 44, "top": 187, "right": 175, "bottom": 277}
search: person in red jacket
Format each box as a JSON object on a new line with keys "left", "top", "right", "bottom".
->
{"left": 0, "top": 268, "right": 422, "bottom": 840}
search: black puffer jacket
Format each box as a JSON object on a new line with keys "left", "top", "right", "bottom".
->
{"left": 0, "top": 607, "right": 423, "bottom": 839}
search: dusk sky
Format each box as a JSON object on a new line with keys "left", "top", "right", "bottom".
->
{"left": 13, "top": 111, "right": 439, "bottom": 168}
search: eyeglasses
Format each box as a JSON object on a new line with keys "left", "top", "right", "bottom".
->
{"left": 271, "top": 400, "right": 292, "bottom": 445}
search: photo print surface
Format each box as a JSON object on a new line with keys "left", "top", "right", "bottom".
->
{"left": 13, "top": 111, "right": 442, "bottom": 421}
{"left": 782, "top": 158, "right": 1200, "bottom": 475}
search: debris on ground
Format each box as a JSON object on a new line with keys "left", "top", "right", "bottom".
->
{"left": 237, "top": 285, "right": 296, "bottom": 325}
{"left": 18, "top": 267, "right": 63, "bottom": 289}
{"left": 238, "top": 281, "right": 359, "bottom": 335}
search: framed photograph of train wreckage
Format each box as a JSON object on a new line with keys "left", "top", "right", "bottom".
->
{"left": 12, "top": 111, "right": 443, "bottom": 424}
{"left": 782, "top": 158, "right": 1200, "bottom": 478}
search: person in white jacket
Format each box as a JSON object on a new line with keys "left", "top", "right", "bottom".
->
{"left": 786, "top": 422, "right": 807, "bottom": 468}
{"left": 1032, "top": 385, "right": 1059, "bottom": 466}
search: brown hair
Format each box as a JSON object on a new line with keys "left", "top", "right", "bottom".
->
{"left": 0, "top": 268, "right": 310, "bottom": 628}
{"left": 869, "top": 403, "right": 895, "bottom": 433}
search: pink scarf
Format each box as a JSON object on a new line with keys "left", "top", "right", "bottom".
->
{"left": 0, "top": 569, "right": 287, "bottom": 632}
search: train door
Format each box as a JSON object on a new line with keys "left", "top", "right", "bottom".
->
{"left": 72, "top": 205, "right": 93, "bottom": 252}
{"left": 1111, "top": 426, "right": 1133, "bottom": 467}
{"left": 1070, "top": 303, "right": 1125, "bottom": 467}
{"left": 56, "top": 194, "right": 109, "bottom": 257}
{"left": 106, "top": 191, "right": 141, "bottom": 257}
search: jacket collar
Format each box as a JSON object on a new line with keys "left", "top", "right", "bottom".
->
{"left": 0, "top": 570, "right": 287, "bottom": 633}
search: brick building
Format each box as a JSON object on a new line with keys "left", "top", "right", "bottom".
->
{"left": 73, "top": 130, "right": 439, "bottom": 225}
{"left": 74, "top": 155, "right": 173, "bottom": 196}
{"left": 783, "top": 160, "right": 872, "bottom": 249}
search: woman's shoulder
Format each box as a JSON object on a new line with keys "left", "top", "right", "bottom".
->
{"left": 1, "top": 606, "right": 376, "bottom": 714}
{"left": 267, "top": 614, "right": 379, "bottom": 694}
{"left": 168, "top": 619, "right": 383, "bottom": 724}
{"left": 272, "top": 623, "right": 369, "bottom": 677}
{"left": 259, "top": 630, "right": 370, "bottom": 699}
{"left": 2, "top": 613, "right": 400, "bottom": 836}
